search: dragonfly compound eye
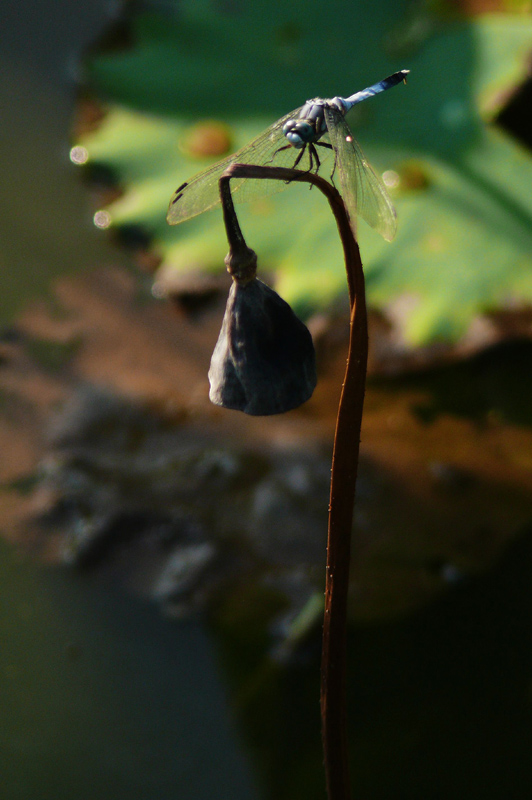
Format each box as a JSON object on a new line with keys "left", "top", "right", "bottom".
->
{"left": 282, "top": 119, "right": 314, "bottom": 148}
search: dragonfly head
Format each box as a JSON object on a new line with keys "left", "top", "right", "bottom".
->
{"left": 283, "top": 100, "right": 327, "bottom": 148}
{"left": 282, "top": 118, "right": 316, "bottom": 149}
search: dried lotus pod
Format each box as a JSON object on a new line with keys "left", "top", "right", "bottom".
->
{"left": 208, "top": 278, "right": 317, "bottom": 415}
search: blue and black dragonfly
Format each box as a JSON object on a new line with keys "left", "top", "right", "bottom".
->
{"left": 167, "top": 70, "right": 408, "bottom": 242}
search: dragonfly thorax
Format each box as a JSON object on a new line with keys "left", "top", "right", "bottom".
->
{"left": 282, "top": 101, "right": 328, "bottom": 149}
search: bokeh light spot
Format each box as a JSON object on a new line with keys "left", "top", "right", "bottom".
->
{"left": 70, "top": 145, "right": 89, "bottom": 165}
{"left": 93, "top": 210, "right": 112, "bottom": 229}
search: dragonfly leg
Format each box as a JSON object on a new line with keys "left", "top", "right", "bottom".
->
{"left": 308, "top": 143, "right": 319, "bottom": 173}
{"left": 271, "top": 143, "right": 306, "bottom": 182}
{"left": 292, "top": 145, "right": 307, "bottom": 170}
{"left": 321, "top": 144, "right": 338, "bottom": 189}
{"left": 315, "top": 142, "right": 335, "bottom": 184}
{"left": 269, "top": 143, "right": 291, "bottom": 164}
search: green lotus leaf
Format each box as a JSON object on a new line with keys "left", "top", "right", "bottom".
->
{"left": 80, "top": 3, "right": 532, "bottom": 344}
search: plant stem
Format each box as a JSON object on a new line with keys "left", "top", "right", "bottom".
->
{"left": 220, "top": 164, "right": 368, "bottom": 800}
{"left": 321, "top": 239, "right": 367, "bottom": 800}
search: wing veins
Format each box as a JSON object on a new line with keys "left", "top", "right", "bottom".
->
{"left": 323, "top": 106, "right": 397, "bottom": 242}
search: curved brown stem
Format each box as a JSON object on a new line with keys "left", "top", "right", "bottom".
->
{"left": 221, "top": 163, "right": 368, "bottom": 800}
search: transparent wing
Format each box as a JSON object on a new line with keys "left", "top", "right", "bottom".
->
{"left": 323, "top": 106, "right": 397, "bottom": 242}
{"left": 167, "top": 106, "right": 322, "bottom": 225}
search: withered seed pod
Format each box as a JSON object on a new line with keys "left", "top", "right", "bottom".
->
{"left": 208, "top": 278, "right": 317, "bottom": 416}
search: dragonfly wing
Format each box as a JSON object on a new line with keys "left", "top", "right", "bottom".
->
{"left": 323, "top": 106, "right": 397, "bottom": 242}
{"left": 167, "top": 107, "right": 307, "bottom": 225}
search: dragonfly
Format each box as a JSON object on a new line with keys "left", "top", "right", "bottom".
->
{"left": 167, "top": 70, "right": 408, "bottom": 242}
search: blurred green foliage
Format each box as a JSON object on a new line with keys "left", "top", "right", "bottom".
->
{"left": 80, "top": 0, "right": 532, "bottom": 344}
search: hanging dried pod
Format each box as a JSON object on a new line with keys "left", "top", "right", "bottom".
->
{"left": 208, "top": 277, "right": 317, "bottom": 416}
